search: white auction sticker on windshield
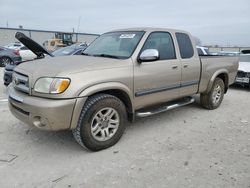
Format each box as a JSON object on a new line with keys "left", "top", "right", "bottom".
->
{"left": 119, "top": 34, "right": 136, "bottom": 39}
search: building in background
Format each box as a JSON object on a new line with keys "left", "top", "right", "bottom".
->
{"left": 0, "top": 27, "right": 99, "bottom": 47}
{"left": 205, "top": 46, "right": 250, "bottom": 53}
{"left": 1, "top": 27, "right": 249, "bottom": 54}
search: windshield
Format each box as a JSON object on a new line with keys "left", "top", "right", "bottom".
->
{"left": 239, "top": 54, "right": 250, "bottom": 62}
{"left": 52, "top": 46, "right": 78, "bottom": 56}
{"left": 84, "top": 31, "right": 144, "bottom": 59}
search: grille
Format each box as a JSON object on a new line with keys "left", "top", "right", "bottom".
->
{"left": 12, "top": 72, "right": 29, "bottom": 94}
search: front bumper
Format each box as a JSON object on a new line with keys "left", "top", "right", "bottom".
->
{"left": 8, "top": 85, "right": 87, "bottom": 131}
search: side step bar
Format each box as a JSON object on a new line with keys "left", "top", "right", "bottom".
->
{"left": 136, "top": 97, "right": 195, "bottom": 118}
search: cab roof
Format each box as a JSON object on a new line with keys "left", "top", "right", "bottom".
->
{"left": 109, "top": 27, "right": 188, "bottom": 34}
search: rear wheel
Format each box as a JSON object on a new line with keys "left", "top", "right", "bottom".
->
{"left": 200, "top": 78, "right": 225, "bottom": 109}
{"left": 0, "top": 57, "right": 13, "bottom": 67}
{"left": 72, "top": 94, "right": 127, "bottom": 151}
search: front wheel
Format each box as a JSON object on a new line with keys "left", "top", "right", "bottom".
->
{"left": 72, "top": 94, "right": 127, "bottom": 151}
{"left": 200, "top": 78, "right": 225, "bottom": 110}
{"left": 0, "top": 57, "right": 13, "bottom": 67}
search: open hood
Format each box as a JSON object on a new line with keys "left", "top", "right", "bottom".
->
{"left": 15, "top": 32, "right": 54, "bottom": 58}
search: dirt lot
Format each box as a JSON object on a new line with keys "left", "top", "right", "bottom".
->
{"left": 0, "top": 67, "right": 249, "bottom": 188}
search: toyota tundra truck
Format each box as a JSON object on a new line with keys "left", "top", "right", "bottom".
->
{"left": 8, "top": 28, "right": 239, "bottom": 151}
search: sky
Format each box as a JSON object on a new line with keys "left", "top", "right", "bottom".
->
{"left": 0, "top": 0, "right": 250, "bottom": 46}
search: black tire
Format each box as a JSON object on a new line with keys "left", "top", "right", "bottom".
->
{"left": 72, "top": 94, "right": 127, "bottom": 151}
{"left": 0, "top": 57, "right": 12, "bottom": 67}
{"left": 200, "top": 78, "right": 225, "bottom": 110}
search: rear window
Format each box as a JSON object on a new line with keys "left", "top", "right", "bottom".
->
{"left": 176, "top": 33, "right": 194, "bottom": 59}
{"left": 20, "top": 46, "right": 28, "bottom": 50}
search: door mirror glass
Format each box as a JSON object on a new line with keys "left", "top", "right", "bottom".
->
{"left": 139, "top": 49, "right": 159, "bottom": 62}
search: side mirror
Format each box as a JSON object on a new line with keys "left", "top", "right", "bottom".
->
{"left": 139, "top": 49, "right": 159, "bottom": 62}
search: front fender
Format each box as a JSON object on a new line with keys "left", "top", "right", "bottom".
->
{"left": 70, "top": 82, "right": 134, "bottom": 130}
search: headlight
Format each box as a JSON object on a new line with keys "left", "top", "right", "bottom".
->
{"left": 34, "top": 77, "right": 70, "bottom": 94}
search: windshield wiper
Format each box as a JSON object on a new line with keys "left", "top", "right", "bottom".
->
{"left": 93, "top": 54, "right": 121, "bottom": 59}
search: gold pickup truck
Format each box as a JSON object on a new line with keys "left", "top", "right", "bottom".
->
{"left": 8, "top": 28, "right": 239, "bottom": 151}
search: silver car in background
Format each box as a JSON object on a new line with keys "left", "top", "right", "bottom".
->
{"left": 0, "top": 46, "right": 22, "bottom": 67}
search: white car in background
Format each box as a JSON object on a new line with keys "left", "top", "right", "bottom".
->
{"left": 4, "top": 42, "right": 23, "bottom": 49}
{"left": 196, "top": 46, "right": 210, "bottom": 55}
{"left": 18, "top": 46, "right": 37, "bottom": 61}
{"left": 4, "top": 42, "right": 37, "bottom": 61}
{"left": 218, "top": 51, "right": 240, "bottom": 56}
{"left": 235, "top": 54, "right": 250, "bottom": 88}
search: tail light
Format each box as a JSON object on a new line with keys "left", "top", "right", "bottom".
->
{"left": 13, "top": 49, "right": 20, "bottom": 56}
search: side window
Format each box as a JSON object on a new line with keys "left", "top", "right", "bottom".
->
{"left": 141, "top": 32, "right": 176, "bottom": 60}
{"left": 176, "top": 33, "right": 194, "bottom": 59}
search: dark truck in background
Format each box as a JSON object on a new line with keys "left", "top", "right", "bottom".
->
{"left": 8, "top": 28, "right": 239, "bottom": 151}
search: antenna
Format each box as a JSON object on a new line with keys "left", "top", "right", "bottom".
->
{"left": 77, "top": 16, "right": 81, "bottom": 33}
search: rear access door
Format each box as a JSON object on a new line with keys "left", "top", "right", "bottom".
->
{"left": 175, "top": 32, "right": 200, "bottom": 97}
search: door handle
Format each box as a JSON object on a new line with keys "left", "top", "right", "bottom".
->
{"left": 172, "top": 65, "right": 178, "bottom": 69}
{"left": 183, "top": 64, "right": 188, "bottom": 68}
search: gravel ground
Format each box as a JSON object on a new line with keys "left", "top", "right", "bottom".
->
{"left": 0, "top": 67, "right": 249, "bottom": 188}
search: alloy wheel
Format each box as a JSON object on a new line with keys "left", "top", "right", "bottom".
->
{"left": 212, "top": 84, "right": 222, "bottom": 105}
{"left": 91, "top": 107, "right": 120, "bottom": 141}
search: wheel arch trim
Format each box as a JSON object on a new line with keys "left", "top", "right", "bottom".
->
{"left": 73, "top": 82, "right": 134, "bottom": 125}
{"left": 78, "top": 82, "right": 132, "bottom": 98}
{"left": 206, "top": 69, "right": 229, "bottom": 93}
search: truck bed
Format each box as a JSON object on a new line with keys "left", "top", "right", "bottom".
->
{"left": 198, "top": 55, "right": 239, "bottom": 93}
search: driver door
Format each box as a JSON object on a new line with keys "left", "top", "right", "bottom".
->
{"left": 133, "top": 32, "right": 181, "bottom": 109}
